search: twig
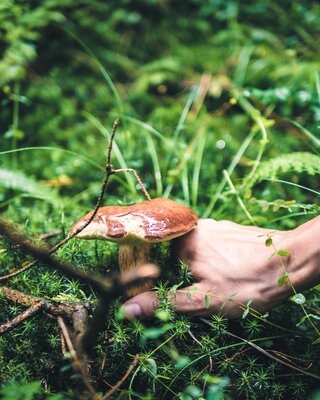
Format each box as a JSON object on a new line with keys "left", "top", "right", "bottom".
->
{"left": 48, "top": 118, "right": 120, "bottom": 255}
{"left": 0, "top": 286, "right": 90, "bottom": 353}
{"left": 0, "top": 301, "right": 45, "bottom": 334}
{"left": 101, "top": 354, "right": 139, "bottom": 400}
{"left": 113, "top": 168, "right": 151, "bottom": 200}
{"left": 58, "top": 316, "right": 97, "bottom": 398}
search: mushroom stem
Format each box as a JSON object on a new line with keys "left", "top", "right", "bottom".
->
{"left": 118, "top": 242, "right": 153, "bottom": 297}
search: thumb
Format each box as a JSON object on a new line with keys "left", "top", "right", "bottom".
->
{"left": 121, "top": 291, "right": 159, "bottom": 319}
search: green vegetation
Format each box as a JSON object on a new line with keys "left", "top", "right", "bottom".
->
{"left": 0, "top": 0, "right": 320, "bottom": 398}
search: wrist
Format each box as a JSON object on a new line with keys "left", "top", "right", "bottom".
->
{"left": 288, "top": 216, "right": 320, "bottom": 292}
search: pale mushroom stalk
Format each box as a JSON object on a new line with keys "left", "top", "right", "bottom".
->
{"left": 118, "top": 242, "right": 152, "bottom": 296}
{"left": 71, "top": 198, "right": 198, "bottom": 297}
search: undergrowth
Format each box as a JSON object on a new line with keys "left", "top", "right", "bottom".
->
{"left": 0, "top": 0, "right": 320, "bottom": 399}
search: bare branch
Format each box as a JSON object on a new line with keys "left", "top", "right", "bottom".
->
{"left": 0, "top": 301, "right": 45, "bottom": 334}
{"left": 113, "top": 168, "right": 151, "bottom": 200}
{"left": 102, "top": 354, "right": 139, "bottom": 400}
{"left": 58, "top": 316, "right": 97, "bottom": 398}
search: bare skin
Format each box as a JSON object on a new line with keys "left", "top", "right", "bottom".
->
{"left": 122, "top": 217, "right": 320, "bottom": 319}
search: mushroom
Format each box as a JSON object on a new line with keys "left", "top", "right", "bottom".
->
{"left": 70, "top": 198, "right": 198, "bottom": 297}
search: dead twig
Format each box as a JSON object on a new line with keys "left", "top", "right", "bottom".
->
{"left": 0, "top": 286, "right": 90, "bottom": 352}
{"left": 48, "top": 118, "right": 121, "bottom": 255}
{"left": 58, "top": 316, "right": 97, "bottom": 399}
{"left": 113, "top": 168, "right": 151, "bottom": 200}
{"left": 0, "top": 300, "right": 45, "bottom": 334}
{"left": 101, "top": 354, "right": 139, "bottom": 400}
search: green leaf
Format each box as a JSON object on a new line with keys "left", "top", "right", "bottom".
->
{"left": 0, "top": 381, "right": 41, "bottom": 400}
{"left": 142, "top": 323, "right": 174, "bottom": 340}
{"left": 277, "top": 273, "right": 289, "bottom": 286}
{"left": 290, "top": 293, "right": 306, "bottom": 305}
{"left": 277, "top": 249, "right": 290, "bottom": 257}
{"left": 175, "top": 355, "right": 191, "bottom": 370}
{"left": 265, "top": 238, "right": 273, "bottom": 247}
{"left": 146, "top": 358, "right": 157, "bottom": 375}
{"left": 187, "top": 286, "right": 198, "bottom": 302}
{"left": 155, "top": 309, "right": 170, "bottom": 321}
{"left": 205, "top": 293, "right": 211, "bottom": 309}
{"left": 296, "top": 313, "right": 320, "bottom": 327}
{"left": 242, "top": 299, "right": 253, "bottom": 319}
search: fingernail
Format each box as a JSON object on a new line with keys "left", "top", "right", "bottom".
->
{"left": 122, "top": 303, "right": 142, "bottom": 319}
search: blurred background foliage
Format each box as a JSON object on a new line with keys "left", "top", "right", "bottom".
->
{"left": 0, "top": 0, "right": 320, "bottom": 398}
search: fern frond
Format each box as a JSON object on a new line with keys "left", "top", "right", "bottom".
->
{"left": 0, "top": 168, "right": 60, "bottom": 205}
{"left": 245, "top": 152, "right": 320, "bottom": 189}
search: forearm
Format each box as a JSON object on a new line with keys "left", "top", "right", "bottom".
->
{"left": 289, "top": 215, "right": 320, "bottom": 291}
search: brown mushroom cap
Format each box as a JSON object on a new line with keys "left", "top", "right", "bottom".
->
{"left": 71, "top": 198, "right": 198, "bottom": 243}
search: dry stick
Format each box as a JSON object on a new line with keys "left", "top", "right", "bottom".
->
{"left": 49, "top": 117, "right": 120, "bottom": 255}
{"left": 0, "top": 220, "right": 111, "bottom": 293}
{"left": 0, "top": 300, "right": 45, "bottom": 334}
{"left": 113, "top": 168, "right": 151, "bottom": 200}
{"left": 58, "top": 316, "right": 97, "bottom": 399}
{"left": 0, "top": 223, "right": 159, "bottom": 300}
{"left": 101, "top": 354, "right": 139, "bottom": 400}
{"left": 0, "top": 285, "right": 90, "bottom": 354}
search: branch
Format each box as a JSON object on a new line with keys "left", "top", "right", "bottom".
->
{"left": 101, "top": 354, "right": 139, "bottom": 400}
{"left": 0, "top": 301, "right": 45, "bottom": 334}
{"left": 58, "top": 316, "right": 97, "bottom": 398}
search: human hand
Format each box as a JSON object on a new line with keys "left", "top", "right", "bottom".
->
{"left": 122, "top": 217, "right": 320, "bottom": 319}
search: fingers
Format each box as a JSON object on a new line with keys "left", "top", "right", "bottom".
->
{"left": 122, "top": 283, "right": 213, "bottom": 319}
{"left": 122, "top": 291, "right": 159, "bottom": 319}
{"left": 169, "top": 283, "right": 214, "bottom": 316}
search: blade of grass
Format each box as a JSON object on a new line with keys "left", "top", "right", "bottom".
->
{"left": 191, "top": 132, "right": 207, "bottom": 208}
{"left": 146, "top": 135, "right": 163, "bottom": 197}
{"left": 233, "top": 46, "right": 254, "bottom": 88}
{"left": 181, "top": 165, "right": 190, "bottom": 205}
{"left": 265, "top": 178, "right": 320, "bottom": 196}
{"left": 64, "top": 26, "right": 125, "bottom": 119}
{"left": 203, "top": 128, "right": 257, "bottom": 218}
{"left": 315, "top": 69, "right": 320, "bottom": 105}
{"left": 121, "top": 115, "right": 169, "bottom": 144}
{"left": 0, "top": 147, "right": 104, "bottom": 171}
{"left": 236, "top": 95, "right": 269, "bottom": 185}
{"left": 287, "top": 119, "right": 320, "bottom": 148}
{"left": 173, "top": 86, "right": 199, "bottom": 142}
{"left": 163, "top": 86, "right": 199, "bottom": 180}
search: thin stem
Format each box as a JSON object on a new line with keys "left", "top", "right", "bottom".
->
{"left": 102, "top": 355, "right": 139, "bottom": 399}
{"left": 107, "top": 118, "right": 119, "bottom": 168}
{"left": 269, "top": 237, "right": 320, "bottom": 337}
{"left": 113, "top": 168, "right": 151, "bottom": 200}
{"left": 58, "top": 317, "right": 97, "bottom": 398}
{"left": 223, "top": 169, "right": 255, "bottom": 224}
{"left": 11, "top": 81, "right": 20, "bottom": 168}
{"left": 0, "top": 301, "right": 45, "bottom": 334}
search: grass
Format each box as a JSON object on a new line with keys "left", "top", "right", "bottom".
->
{"left": 0, "top": 0, "right": 320, "bottom": 398}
